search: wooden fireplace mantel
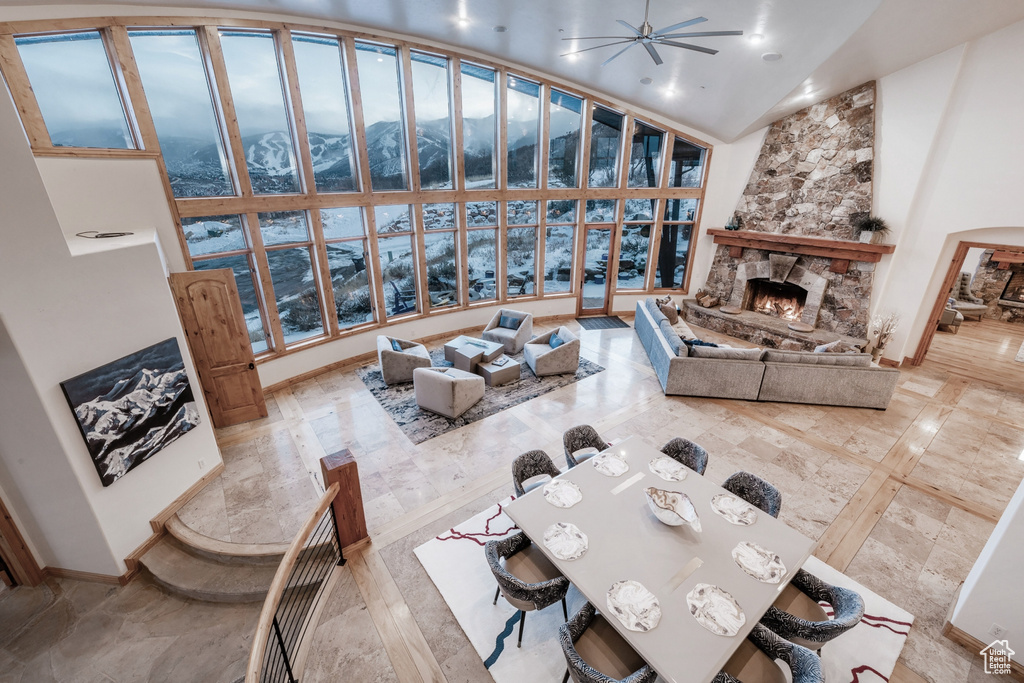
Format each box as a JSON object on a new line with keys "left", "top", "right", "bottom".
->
{"left": 706, "top": 228, "right": 895, "bottom": 274}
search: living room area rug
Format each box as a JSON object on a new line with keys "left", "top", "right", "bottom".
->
{"left": 357, "top": 349, "right": 604, "bottom": 444}
{"left": 414, "top": 499, "right": 915, "bottom": 683}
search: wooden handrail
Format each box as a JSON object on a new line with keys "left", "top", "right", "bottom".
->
{"left": 245, "top": 482, "right": 340, "bottom": 683}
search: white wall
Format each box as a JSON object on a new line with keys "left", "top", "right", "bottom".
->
{"left": 0, "top": 87, "right": 223, "bottom": 575}
{"left": 952, "top": 478, "right": 1024, "bottom": 663}
{"left": 870, "top": 19, "right": 1024, "bottom": 361}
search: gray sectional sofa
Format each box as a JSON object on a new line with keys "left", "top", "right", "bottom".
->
{"left": 634, "top": 299, "right": 900, "bottom": 409}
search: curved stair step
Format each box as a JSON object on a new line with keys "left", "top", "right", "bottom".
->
{"left": 166, "top": 514, "right": 289, "bottom": 566}
{"left": 140, "top": 536, "right": 278, "bottom": 603}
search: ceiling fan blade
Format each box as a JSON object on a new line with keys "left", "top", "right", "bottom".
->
{"left": 643, "top": 41, "right": 664, "bottom": 66}
{"left": 617, "top": 19, "right": 644, "bottom": 37}
{"left": 561, "top": 39, "right": 636, "bottom": 57}
{"left": 658, "top": 30, "right": 745, "bottom": 39}
{"left": 656, "top": 39, "right": 719, "bottom": 56}
{"left": 652, "top": 17, "right": 707, "bottom": 35}
{"left": 600, "top": 42, "right": 639, "bottom": 67}
{"left": 562, "top": 35, "right": 635, "bottom": 41}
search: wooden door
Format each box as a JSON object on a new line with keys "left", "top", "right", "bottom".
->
{"left": 578, "top": 226, "right": 613, "bottom": 316}
{"left": 170, "top": 270, "right": 268, "bottom": 427}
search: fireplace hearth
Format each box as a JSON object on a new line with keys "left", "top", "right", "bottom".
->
{"left": 744, "top": 279, "right": 807, "bottom": 322}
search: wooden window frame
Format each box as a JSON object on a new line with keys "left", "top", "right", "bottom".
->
{"left": 0, "top": 15, "right": 713, "bottom": 364}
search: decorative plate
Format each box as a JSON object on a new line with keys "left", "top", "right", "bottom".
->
{"left": 686, "top": 583, "right": 746, "bottom": 636}
{"left": 644, "top": 487, "right": 701, "bottom": 532}
{"left": 543, "top": 522, "right": 588, "bottom": 561}
{"left": 648, "top": 456, "right": 689, "bottom": 481}
{"left": 731, "top": 542, "right": 787, "bottom": 583}
{"left": 710, "top": 493, "right": 758, "bottom": 526}
{"left": 543, "top": 479, "right": 583, "bottom": 508}
{"left": 592, "top": 452, "right": 629, "bottom": 477}
{"left": 607, "top": 580, "right": 662, "bottom": 632}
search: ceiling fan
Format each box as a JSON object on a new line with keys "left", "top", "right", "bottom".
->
{"left": 562, "top": 0, "right": 744, "bottom": 67}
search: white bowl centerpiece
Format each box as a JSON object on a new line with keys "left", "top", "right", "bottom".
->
{"left": 644, "top": 487, "right": 701, "bottom": 532}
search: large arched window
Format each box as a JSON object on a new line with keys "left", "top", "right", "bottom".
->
{"left": 2, "top": 18, "right": 710, "bottom": 359}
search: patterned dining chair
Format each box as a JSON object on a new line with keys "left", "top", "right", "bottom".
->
{"left": 512, "top": 449, "right": 561, "bottom": 497}
{"left": 713, "top": 623, "right": 823, "bottom": 683}
{"left": 722, "top": 471, "right": 783, "bottom": 518}
{"left": 660, "top": 437, "right": 709, "bottom": 475}
{"left": 563, "top": 424, "right": 609, "bottom": 469}
{"left": 760, "top": 569, "right": 864, "bottom": 651}
{"left": 559, "top": 602, "right": 656, "bottom": 683}
{"left": 485, "top": 531, "right": 570, "bottom": 648}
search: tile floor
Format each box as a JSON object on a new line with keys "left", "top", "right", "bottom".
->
{"left": 3, "top": 316, "right": 1023, "bottom": 683}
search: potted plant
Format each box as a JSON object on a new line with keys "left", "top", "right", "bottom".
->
{"left": 855, "top": 215, "right": 890, "bottom": 244}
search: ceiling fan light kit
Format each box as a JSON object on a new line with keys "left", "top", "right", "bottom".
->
{"left": 562, "top": 0, "right": 743, "bottom": 66}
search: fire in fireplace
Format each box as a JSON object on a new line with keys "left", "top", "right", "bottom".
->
{"left": 743, "top": 279, "right": 807, "bottom": 321}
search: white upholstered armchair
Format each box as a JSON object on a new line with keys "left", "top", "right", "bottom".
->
{"left": 524, "top": 326, "right": 580, "bottom": 377}
{"left": 377, "top": 335, "right": 431, "bottom": 386}
{"left": 482, "top": 308, "right": 534, "bottom": 354}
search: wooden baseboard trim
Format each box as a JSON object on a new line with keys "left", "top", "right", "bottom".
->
{"left": 121, "top": 461, "right": 228, "bottom": 585}
{"left": 879, "top": 357, "right": 900, "bottom": 368}
{"left": 261, "top": 313, "right": 579, "bottom": 395}
{"left": 942, "top": 621, "right": 1024, "bottom": 680}
{"left": 42, "top": 566, "right": 122, "bottom": 586}
{"left": 149, "top": 461, "right": 226, "bottom": 533}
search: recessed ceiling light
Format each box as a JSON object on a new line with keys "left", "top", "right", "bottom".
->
{"left": 749, "top": 33, "right": 764, "bottom": 43}
{"left": 664, "top": 89, "right": 676, "bottom": 97}
{"left": 456, "top": 17, "right": 469, "bottom": 27}
{"left": 639, "top": 77, "right": 653, "bottom": 85}
{"left": 494, "top": 25, "right": 508, "bottom": 33}
{"left": 762, "top": 52, "right": 782, "bottom": 62}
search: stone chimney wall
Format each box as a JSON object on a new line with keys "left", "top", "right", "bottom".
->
{"left": 734, "top": 81, "right": 875, "bottom": 239}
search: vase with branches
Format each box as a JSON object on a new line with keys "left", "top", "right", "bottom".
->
{"left": 869, "top": 312, "right": 900, "bottom": 361}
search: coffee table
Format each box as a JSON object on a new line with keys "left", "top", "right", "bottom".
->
{"left": 443, "top": 336, "right": 503, "bottom": 373}
{"left": 476, "top": 355, "right": 521, "bottom": 386}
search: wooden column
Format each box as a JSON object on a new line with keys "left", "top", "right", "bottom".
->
{"left": 320, "top": 448, "right": 368, "bottom": 548}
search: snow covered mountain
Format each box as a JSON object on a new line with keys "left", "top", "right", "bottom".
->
{"left": 73, "top": 366, "right": 200, "bottom": 486}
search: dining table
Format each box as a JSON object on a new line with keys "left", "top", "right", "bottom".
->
{"left": 503, "top": 435, "right": 817, "bottom": 683}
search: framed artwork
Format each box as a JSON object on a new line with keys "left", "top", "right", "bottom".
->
{"left": 60, "top": 338, "right": 201, "bottom": 487}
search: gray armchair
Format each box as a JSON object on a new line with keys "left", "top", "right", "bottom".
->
{"left": 482, "top": 308, "right": 534, "bottom": 354}
{"left": 939, "top": 299, "right": 963, "bottom": 333}
{"left": 413, "top": 367, "right": 485, "bottom": 418}
{"left": 952, "top": 272, "right": 987, "bottom": 320}
{"left": 376, "top": 335, "right": 431, "bottom": 386}
{"left": 524, "top": 327, "right": 580, "bottom": 377}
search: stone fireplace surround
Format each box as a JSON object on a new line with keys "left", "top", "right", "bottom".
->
{"left": 685, "top": 229, "right": 895, "bottom": 351}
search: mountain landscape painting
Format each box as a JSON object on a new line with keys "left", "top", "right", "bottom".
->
{"left": 60, "top": 338, "right": 201, "bottom": 487}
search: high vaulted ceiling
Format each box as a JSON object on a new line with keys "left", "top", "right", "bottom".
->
{"left": 4, "top": 0, "right": 1024, "bottom": 142}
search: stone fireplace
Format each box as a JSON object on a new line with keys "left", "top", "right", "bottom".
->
{"left": 681, "top": 81, "right": 894, "bottom": 351}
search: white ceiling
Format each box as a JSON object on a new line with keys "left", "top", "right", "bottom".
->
{"left": 6, "top": 0, "right": 1024, "bottom": 142}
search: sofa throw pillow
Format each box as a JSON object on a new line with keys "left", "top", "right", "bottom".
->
{"left": 549, "top": 333, "right": 564, "bottom": 349}
{"left": 498, "top": 314, "right": 521, "bottom": 330}
{"left": 390, "top": 339, "right": 403, "bottom": 352}
{"left": 690, "top": 345, "right": 764, "bottom": 361}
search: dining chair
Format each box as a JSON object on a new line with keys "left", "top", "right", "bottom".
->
{"left": 760, "top": 568, "right": 864, "bottom": 651}
{"left": 512, "top": 449, "right": 561, "bottom": 497}
{"left": 660, "top": 437, "right": 709, "bottom": 475}
{"left": 558, "top": 602, "right": 657, "bottom": 683}
{"left": 722, "top": 471, "right": 782, "bottom": 518}
{"left": 563, "top": 424, "right": 609, "bottom": 469}
{"left": 713, "top": 623, "right": 823, "bottom": 683}
{"left": 485, "top": 531, "right": 570, "bottom": 648}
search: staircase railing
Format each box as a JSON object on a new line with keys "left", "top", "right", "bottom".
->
{"left": 245, "top": 482, "right": 344, "bottom": 683}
